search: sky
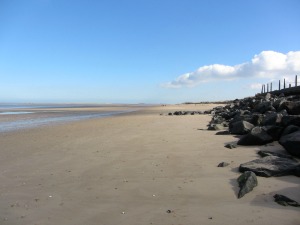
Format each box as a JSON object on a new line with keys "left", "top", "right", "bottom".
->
{"left": 1, "top": 0, "right": 300, "bottom": 104}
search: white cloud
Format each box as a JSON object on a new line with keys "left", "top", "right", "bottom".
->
{"left": 162, "top": 50, "right": 300, "bottom": 88}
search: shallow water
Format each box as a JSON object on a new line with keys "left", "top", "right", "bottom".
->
{"left": 0, "top": 104, "right": 138, "bottom": 133}
{"left": 0, "top": 103, "right": 110, "bottom": 110}
{"left": 0, "top": 111, "right": 131, "bottom": 133}
{"left": 0, "top": 111, "right": 34, "bottom": 115}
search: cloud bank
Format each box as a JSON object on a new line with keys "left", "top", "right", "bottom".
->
{"left": 162, "top": 51, "right": 300, "bottom": 88}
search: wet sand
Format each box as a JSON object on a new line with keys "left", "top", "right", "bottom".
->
{"left": 0, "top": 104, "right": 299, "bottom": 225}
{"left": 0, "top": 105, "right": 140, "bottom": 132}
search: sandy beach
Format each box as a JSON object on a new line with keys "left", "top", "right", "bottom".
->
{"left": 0, "top": 104, "right": 299, "bottom": 225}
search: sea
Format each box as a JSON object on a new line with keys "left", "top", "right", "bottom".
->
{"left": 0, "top": 103, "right": 139, "bottom": 133}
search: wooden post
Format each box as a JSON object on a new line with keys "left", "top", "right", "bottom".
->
{"left": 279, "top": 80, "right": 281, "bottom": 90}
{"left": 270, "top": 83, "right": 272, "bottom": 92}
{"left": 267, "top": 83, "right": 269, "bottom": 92}
{"left": 284, "top": 78, "right": 286, "bottom": 89}
{"left": 296, "top": 75, "right": 298, "bottom": 86}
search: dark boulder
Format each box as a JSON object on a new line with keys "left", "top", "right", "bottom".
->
{"left": 224, "top": 143, "right": 237, "bottom": 149}
{"left": 216, "top": 130, "right": 230, "bottom": 135}
{"left": 221, "top": 111, "right": 238, "bottom": 120}
{"left": 239, "top": 156, "right": 300, "bottom": 177}
{"left": 278, "top": 101, "right": 300, "bottom": 115}
{"left": 229, "top": 120, "right": 254, "bottom": 135}
{"left": 294, "top": 165, "right": 300, "bottom": 177}
{"left": 250, "top": 114, "right": 265, "bottom": 126}
{"left": 204, "top": 110, "right": 213, "bottom": 114}
{"left": 280, "top": 125, "right": 300, "bottom": 137}
{"left": 211, "top": 116, "right": 226, "bottom": 124}
{"left": 257, "top": 150, "right": 295, "bottom": 159}
{"left": 279, "top": 131, "right": 300, "bottom": 157}
{"left": 262, "top": 126, "right": 283, "bottom": 141}
{"left": 273, "top": 98, "right": 284, "bottom": 110}
{"left": 207, "top": 123, "right": 225, "bottom": 131}
{"left": 254, "top": 101, "right": 275, "bottom": 114}
{"left": 273, "top": 194, "right": 300, "bottom": 207}
{"left": 237, "top": 127, "right": 273, "bottom": 146}
{"left": 261, "top": 112, "right": 283, "bottom": 126}
{"left": 281, "top": 115, "right": 300, "bottom": 127}
{"left": 173, "top": 111, "right": 183, "bottom": 115}
{"left": 230, "top": 114, "right": 263, "bottom": 126}
{"left": 217, "top": 162, "right": 230, "bottom": 167}
{"left": 237, "top": 171, "right": 258, "bottom": 198}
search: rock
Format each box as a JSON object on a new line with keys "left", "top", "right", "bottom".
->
{"left": 224, "top": 143, "right": 237, "bottom": 149}
{"left": 280, "top": 125, "right": 300, "bottom": 137}
{"left": 216, "top": 124, "right": 226, "bottom": 130}
{"left": 273, "top": 194, "right": 300, "bottom": 207}
{"left": 222, "top": 111, "right": 238, "bottom": 120}
{"left": 239, "top": 156, "right": 300, "bottom": 177}
{"left": 261, "top": 126, "right": 283, "bottom": 141}
{"left": 250, "top": 114, "right": 265, "bottom": 126}
{"left": 254, "top": 101, "right": 275, "bottom": 114}
{"left": 279, "top": 131, "right": 300, "bottom": 157}
{"left": 265, "top": 93, "right": 271, "bottom": 101}
{"left": 281, "top": 115, "right": 300, "bottom": 127}
{"left": 262, "top": 112, "right": 283, "bottom": 126}
{"left": 229, "top": 120, "right": 254, "bottom": 135}
{"left": 215, "top": 130, "right": 230, "bottom": 135}
{"left": 211, "top": 116, "right": 226, "bottom": 124}
{"left": 173, "top": 111, "right": 183, "bottom": 115}
{"left": 272, "top": 98, "right": 284, "bottom": 110}
{"left": 168, "top": 111, "right": 203, "bottom": 116}
{"left": 207, "top": 94, "right": 300, "bottom": 153}
{"left": 293, "top": 165, "right": 300, "bottom": 177}
{"left": 230, "top": 114, "right": 259, "bottom": 126}
{"left": 207, "top": 123, "right": 225, "bottom": 131}
{"left": 257, "top": 150, "right": 295, "bottom": 159}
{"left": 237, "top": 171, "right": 257, "bottom": 198}
{"left": 237, "top": 127, "right": 273, "bottom": 146}
{"left": 278, "top": 101, "right": 300, "bottom": 115}
{"left": 217, "top": 162, "right": 230, "bottom": 167}
{"left": 204, "top": 110, "right": 212, "bottom": 114}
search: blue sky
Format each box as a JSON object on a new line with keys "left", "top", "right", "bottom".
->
{"left": 1, "top": 0, "right": 300, "bottom": 103}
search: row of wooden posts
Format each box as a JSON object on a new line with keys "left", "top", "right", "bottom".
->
{"left": 261, "top": 75, "right": 298, "bottom": 93}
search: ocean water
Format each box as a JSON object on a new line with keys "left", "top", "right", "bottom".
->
{"left": 0, "top": 103, "right": 111, "bottom": 110}
{"left": 0, "top": 104, "right": 137, "bottom": 133}
{"left": 0, "top": 111, "right": 34, "bottom": 115}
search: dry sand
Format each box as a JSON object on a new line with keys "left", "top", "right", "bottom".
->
{"left": 0, "top": 104, "right": 299, "bottom": 225}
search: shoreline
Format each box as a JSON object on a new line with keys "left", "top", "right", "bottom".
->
{"left": 0, "top": 104, "right": 299, "bottom": 225}
{"left": 0, "top": 105, "right": 144, "bottom": 133}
